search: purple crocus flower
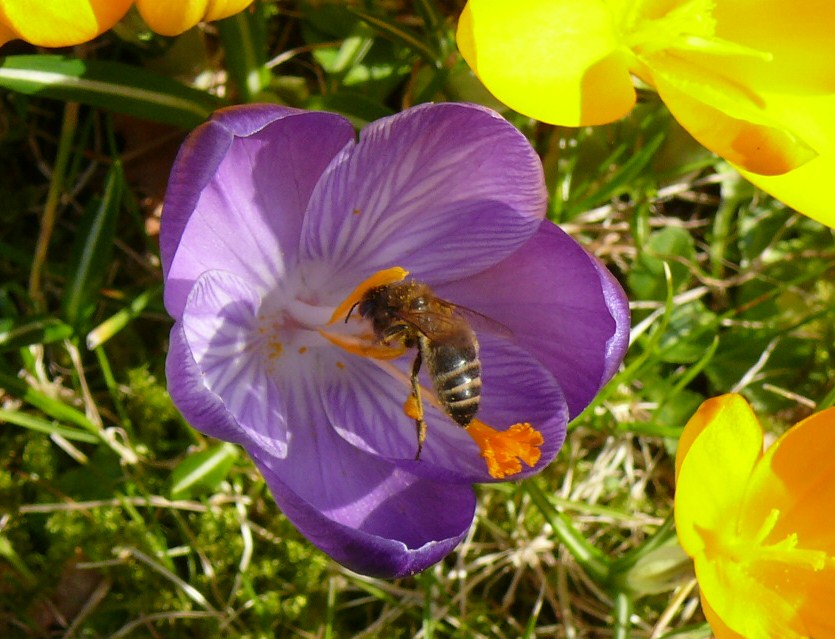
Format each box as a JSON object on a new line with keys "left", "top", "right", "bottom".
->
{"left": 162, "top": 102, "right": 629, "bottom": 578}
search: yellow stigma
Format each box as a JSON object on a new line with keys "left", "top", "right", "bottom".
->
{"left": 327, "top": 266, "right": 409, "bottom": 325}
{"left": 465, "top": 420, "right": 544, "bottom": 479}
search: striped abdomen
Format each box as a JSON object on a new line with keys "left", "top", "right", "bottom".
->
{"left": 424, "top": 335, "right": 481, "bottom": 427}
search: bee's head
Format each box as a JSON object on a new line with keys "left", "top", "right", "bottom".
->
{"left": 345, "top": 285, "right": 388, "bottom": 323}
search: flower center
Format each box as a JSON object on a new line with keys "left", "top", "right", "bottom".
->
{"left": 621, "top": 0, "right": 772, "bottom": 62}
{"left": 323, "top": 266, "right": 544, "bottom": 479}
{"left": 711, "top": 508, "right": 831, "bottom": 573}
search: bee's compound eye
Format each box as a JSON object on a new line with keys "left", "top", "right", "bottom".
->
{"left": 357, "top": 298, "right": 375, "bottom": 318}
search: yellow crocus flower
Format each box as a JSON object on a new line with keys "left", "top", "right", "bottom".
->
{"left": 0, "top": 0, "right": 254, "bottom": 46}
{"left": 675, "top": 394, "right": 835, "bottom": 638}
{"left": 0, "top": 0, "right": 133, "bottom": 47}
{"left": 457, "top": 0, "right": 835, "bottom": 227}
{"left": 135, "top": 0, "right": 255, "bottom": 37}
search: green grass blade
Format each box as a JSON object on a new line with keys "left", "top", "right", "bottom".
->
{"left": 217, "top": 8, "right": 269, "bottom": 102}
{"left": 0, "top": 408, "right": 99, "bottom": 443}
{"left": 0, "top": 55, "right": 222, "bottom": 128}
{"left": 0, "top": 316, "right": 73, "bottom": 351}
{"left": 62, "top": 163, "right": 124, "bottom": 329}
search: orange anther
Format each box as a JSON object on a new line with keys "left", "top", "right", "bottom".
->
{"left": 465, "top": 420, "right": 543, "bottom": 479}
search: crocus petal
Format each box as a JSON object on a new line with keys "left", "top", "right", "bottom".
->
{"left": 695, "top": 556, "right": 804, "bottom": 639}
{"left": 674, "top": 394, "right": 763, "bottom": 557}
{"left": 438, "top": 221, "right": 629, "bottom": 418}
{"left": 162, "top": 106, "right": 355, "bottom": 319}
{"left": 181, "top": 270, "right": 289, "bottom": 458}
{"left": 136, "top": 0, "right": 254, "bottom": 36}
{"left": 712, "top": 0, "right": 835, "bottom": 94}
{"left": 589, "top": 253, "right": 632, "bottom": 387}
{"left": 739, "top": 92, "right": 835, "bottom": 228}
{"left": 0, "top": 0, "right": 132, "bottom": 46}
{"left": 0, "top": 20, "right": 17, "bottom": 45}
{"left": 299, "top": 102, "right": 546, "bottom": 289}
{"left": 745, "top": 558, "right": 835, "bottom": 638}
{"left": 700, "top": 596, "right": 746, "bottom": 639}
{"left": 323, "top": 332, "right": 568, "bottom": 484}
{"left": 738, "top": 406, "right": 835, "bottom": 551}
{"left": 456, "top": 0, "right": 635, "bottom": 126}
{"left": 167, "top": 322, "right": 248, "bottom": 446}
{"left": 249, "top": 371, "right": 476, "bottom": 578}
{"left": 651, "top": 59, "right": 816, "bottom": 175}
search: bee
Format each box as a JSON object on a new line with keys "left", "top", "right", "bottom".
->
{"left": 346, "top": 279, "right": 482, "bottom": 459}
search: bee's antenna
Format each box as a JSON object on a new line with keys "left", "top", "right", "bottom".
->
{"left": 344, "top": 301, "right": 361, "bottom": 323}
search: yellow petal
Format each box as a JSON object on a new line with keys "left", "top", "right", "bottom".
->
{"left": 456, "top": 0, "right": 635, "bottom": 126}
{"left": 739, "top": 92, "right": 835, "bottom": 228}
{"left": 695, "top": 555, "right": 806, "bottom": 639}
{"left": 713, "top": 0, "right": 835, "bottom": 95}
{"left": 747, "top": 559, "right": 835, "bottom": 638}
{"left": 0, "top": 18, "right": 16, "bottom": 46}
{"left": 674, "top": 394, "right": 763, "bottom": 557}
{"left": 739, "top": 406, "right": 835, "bottom": 551}
{"left": 203, "top": 0, "right": 254, "bottom": 22}
{"left": 649, "top": 55, "right": 817, "bottom": 175}
{"left": 136, "top": 0, "right": 253, "bottom": 36}
{"left": 0, "top": 0, "right": 131, "bottom": 46}
{"left": 701, "top": 595, "right": 746, "bottom": 639}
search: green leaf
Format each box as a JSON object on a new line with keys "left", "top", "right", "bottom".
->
{"left": 217, "top": 7, "right": 269, "bottom": 102}
{"left": 62, "top": 163, "right": 123, "bottom": 329}
{"left": 656, "top": 302, "right": 719, "bottom": 364}
{"left": 170, "top": 443, "right": 240, "bottom": 499}
{"left": 0, "top": 55, "right": 221, "bottom": 128}
{"left": 347, "top": 7, "right": 440, "bottom": 67}
{"left": 0, "top": 316, "right": 73, "bottom": 351}
{"left": 628, "top": 226, "right": 696, "bottom": 301}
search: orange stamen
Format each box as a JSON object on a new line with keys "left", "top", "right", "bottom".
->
{"left": 319, "top": 330, "right": 407, "bottom": 360}
{"left": 327, "top": 266, "right": 409, "bottom": 324}
{"left": 465, "top": 419, "right": 543, "bottom": 479}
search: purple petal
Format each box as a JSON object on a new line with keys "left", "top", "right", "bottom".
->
{"left": 437, "top": 221, "right": 630, "bottom": 418}
{"left": 167, "top": 321, "right": 248, "bottom": 446}
{"left": 250, "top": 370, "right": 475, "bottom": 577}
{"left": 180, "top": 270, "right": 289, "bottom": 458}
{"left": 322, "top": 332, "right": 568, "bottom": 484}
{"left": 162, "top": 107, "right": 355, "bottom": 319}
{"left": 299, "top": 102, "right": 546, "bottom": 292}
{"left": 590, "top": 256, "right": 631, "bottom": 386}
{"left": 161, "top": 105, "right": 302, "bottom": 278}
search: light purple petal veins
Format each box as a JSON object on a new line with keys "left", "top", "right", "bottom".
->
{"left": 163, "top": 107, "right": 356, "bottom": 319}
{"left": 249, "top": 368, "right": 476, "bottom": 578}
{"left": 299, "top": 102, "right": 548, "bottom": 293}
{"left": 162, "top": 102, "right": 630, "bottom": 576}
{"left": 322, "top": 331, "right": 568, "bottom": 484}
{"left": 182, "top": 270, "right": 289, "bottom": 458}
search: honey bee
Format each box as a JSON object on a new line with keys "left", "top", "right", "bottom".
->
{"left": 346, "top": 280, "right": 483, "bottom": 459}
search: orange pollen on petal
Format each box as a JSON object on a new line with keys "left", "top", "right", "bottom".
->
{"left": 465, "top": 419, "right": 544, "bottom": 479}
{"left": 327, "top": 266, "right": 410, "bottom": 325}
{"left": 268, "top": 340, "right": 283, "bottom": 359}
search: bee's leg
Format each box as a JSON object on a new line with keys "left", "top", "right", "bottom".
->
{"left": 409, "top": 349, "right": 427, "bottom": 460}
